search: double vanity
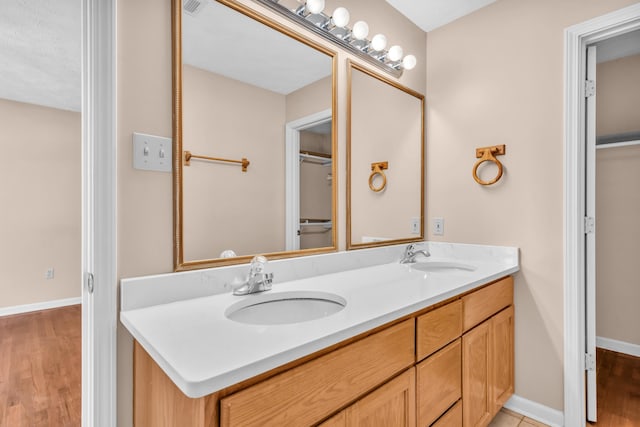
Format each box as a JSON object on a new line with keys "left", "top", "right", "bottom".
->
{"left": 126, "top": 1, "right": 521, "bottom": 425}
{"left": 121, "top": 242, "right": 519, "bottom": 426}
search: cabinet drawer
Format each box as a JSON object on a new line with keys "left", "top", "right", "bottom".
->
{"left": 416, "top": 300, "right": 462, "bottom": 360}
{"left": 417, "top": 339, "right": 461, "bottom": 426}
{"left": 431, "top": 400, "right": 462, "bottom": 427}
{"left": 462, "top": 276, "right": 513, "bottom": 332}
{"left": 220, "top": 319, "right": 415, "bottom": 427}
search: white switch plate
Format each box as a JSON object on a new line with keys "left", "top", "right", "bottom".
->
{"left": 133, "top": 132, "right": 172, "bottom": 172}
{"left": 410, "top": 217, "right": 420, "bottom": 234}
{"left": 432, "top": 217, "right": 444, "bottom": 236}
{"left": 45, "top": 268, "right": 54, "bottom": 279}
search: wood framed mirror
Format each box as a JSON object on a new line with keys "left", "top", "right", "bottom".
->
{"left": 173, "top": 0, "right": 337, "bottom": 270}
{"left": 347, "top": 60, "right": 424, "bottom": 249}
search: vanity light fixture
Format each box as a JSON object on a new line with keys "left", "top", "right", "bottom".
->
{"left": 251, "top": 0, "right": 417, "bottom": 77}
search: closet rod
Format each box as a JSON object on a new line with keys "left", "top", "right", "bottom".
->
{"left": 596, "top": 139, "right": 640, "bottom": 150}
{"left": 300, "top": 152, "right": 332, "bottom": 165}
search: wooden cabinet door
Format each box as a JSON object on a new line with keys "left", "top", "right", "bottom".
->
{"left": 345, "top": 368, "right": 416, "bottom": 427}
{"left": 491, "top": 306, "right": 514, "bottom": 416}
{"left": 462, "top": 321, "right": 492, "bottom": 427}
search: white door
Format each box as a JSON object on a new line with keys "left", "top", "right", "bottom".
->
{"left": 82, "top": 0, "right": 117, "bottom": 424}
{"left": 285, "top": 109, "right": 332, "bottom": 251}
{"left": 585, "top": 44, "right": 597, "bottom": 423}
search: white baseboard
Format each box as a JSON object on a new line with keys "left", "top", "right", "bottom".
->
{"left": 597, "top": 336, "right": 640, "bottom": 357}
{"left": 504, "top": 394, "right": 564, "bottom": 427}
{"left": 0, "top": 297, "right": 81, "bottom": 317}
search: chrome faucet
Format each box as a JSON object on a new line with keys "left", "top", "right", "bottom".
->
{"left": 400, "top": 244, "right": 431, "bottom": 264}
{"left": 233, "top": 255, "right": 274, "bottom": 295}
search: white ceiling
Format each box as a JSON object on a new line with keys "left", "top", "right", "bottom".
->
{"left": 385, "top": 0, "right": 497, "bottom": 32}
{"left": 594, "top": 29, "right": 640, "bottom": 63}
{"left": 0, "top": 0, "right": 81, "bottom": 112}
{"left": 183, "top": 1, "right": 332, "bottom": 95}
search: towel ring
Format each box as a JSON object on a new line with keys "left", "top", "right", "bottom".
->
{"left": 369, "top": 161, "right": 388, "bottom": 192}
{"left": 472, "top": 145, "right": 506, "bottom": 186}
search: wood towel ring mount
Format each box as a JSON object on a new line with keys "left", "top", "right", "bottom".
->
{"left": 369, "top": 161, "right": 388, "bottom": 192}
{"left": 472, "top": 145, "right": 506, "bottom": 186}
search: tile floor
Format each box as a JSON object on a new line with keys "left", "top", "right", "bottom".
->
{"left": 489, "top": 408, "right": 550, "bottom": 427}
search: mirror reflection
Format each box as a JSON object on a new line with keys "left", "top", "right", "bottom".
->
{"left": 347, "top": 62, "right": 424, "bottom": 248}
{"left": 176, "top": 0, "right": 336, "bottom": 268}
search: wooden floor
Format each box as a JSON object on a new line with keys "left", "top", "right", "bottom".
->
{"left": 587, "top": 347, "right": 640, "bottom": 427}
{"left": 0, "top": 305, "right": 81, "bottom": 427}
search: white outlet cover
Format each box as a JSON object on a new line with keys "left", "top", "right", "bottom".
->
{"left": 133, "top": 132, "right": 172, "bottom": 172}
{"left": 410, "top": 217, "right": 421, "bottom": 234}
{"left": 432, "top": 217, "right": 444, "bottom": 236}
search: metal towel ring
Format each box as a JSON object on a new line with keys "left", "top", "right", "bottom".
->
{"left": 472, "top": 145, "right": 506, "bottom": 186}
{"left": 369, "top": 161, "right": 388, "bottom": 192}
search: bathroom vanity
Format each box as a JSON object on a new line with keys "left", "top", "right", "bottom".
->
{"left": 121, "top": 243, "right": 518, "bottom": 427}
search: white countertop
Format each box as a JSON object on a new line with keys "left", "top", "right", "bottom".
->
{"left": 120, "top": 242, "right": 519, "bottom": 398}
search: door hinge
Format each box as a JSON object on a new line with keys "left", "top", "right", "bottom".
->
{"left": 584, "top": 216, "right": 595, "bottom": 234}
{"left": 585, "top": 352, "right": 595, "bottom": 371}
{"left": 585, "top": 80, "right": 595, "bottom": 97}
{"left": 87, "top": 272, "right": 95, "bottom": 294}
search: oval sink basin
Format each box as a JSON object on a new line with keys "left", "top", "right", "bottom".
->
{"left": 409, "top": 261, "right": 476, "bottom": 273}
{"left": 225, "top": 291, "right": 346, "bottom": 325}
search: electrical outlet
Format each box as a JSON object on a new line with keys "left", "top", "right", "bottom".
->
{"left": 410, "top": 217, "right": 420, "bottom": 234}
{"left": 45, "top": 268, "right": 55, "bottom": 280}
{"left": 432, "top": 217, "right": 444, "bottom": 236}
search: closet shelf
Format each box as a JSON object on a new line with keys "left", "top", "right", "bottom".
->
{"left": 300, "top": 152, "right": 332, "bottom": 166}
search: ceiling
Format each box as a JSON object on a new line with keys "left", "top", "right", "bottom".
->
{"left": 385, "top": 0, "right": 497, "bottom": 32}
{"left": 594, "top": 29, "right": 640, "bottom": 63}
{"left": 0, "top": 0, "right": 81, "bottom": 112}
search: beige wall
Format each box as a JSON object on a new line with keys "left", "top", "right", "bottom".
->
{"left": 116, "top": 0, "right": 425, "bottom": 425}
{"left": 596, "top": 54, "right": 640, "bottom": 137}
{"left": 0, "top": 98, "right": 80, "bottom": 309}
{"left": 182, "top": 65, "right": 286, "bottom": 260}
{"left": 350, "top": 67, "right": 422, "bottom": 243}
{"left": 426, "top": 0, "right": 638, "bottom": 411}
{"left": 595, "top": 146, "right": 640, "bottom": 346}
{"left": 286, "top": 76, "right": 332, "bottom": 122}
{"left": 595, "top": 54, "right": 640, "bottom": 346}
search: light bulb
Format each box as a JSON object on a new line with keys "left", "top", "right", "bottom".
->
{"left": 370, "top": 34, "right": 387, "bottom": 51}
{"left": 352, "top": 21, "right": 369, "bottom": 40}
{"left": 387, "top": 45, "right": 403, "bottom": 62}
{"left": 331, "top": 7, "right": 349, "bottom": 28}
{"left": 306, "top": 0, "right": 324, "bottom": 15}
{"left": 402, "top": 54, "right": 416, "bottom": 70}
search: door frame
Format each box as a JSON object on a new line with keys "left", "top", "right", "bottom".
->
{"left": 563, "top": 4, "right": 640, "bottom": 426}
{"left": 82, "top": 0, "right": 117, "bottom": 425}
{"left": 285, "top": 109, "right": 332, "bottom": 251}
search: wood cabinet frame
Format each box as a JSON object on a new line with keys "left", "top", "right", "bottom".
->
{"left": 133, "top": 276, "right": 514, "bottom": 427}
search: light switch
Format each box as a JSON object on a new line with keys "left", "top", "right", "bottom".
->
{"left": 133, "top": 132, "right": 172, "bottom": 172}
